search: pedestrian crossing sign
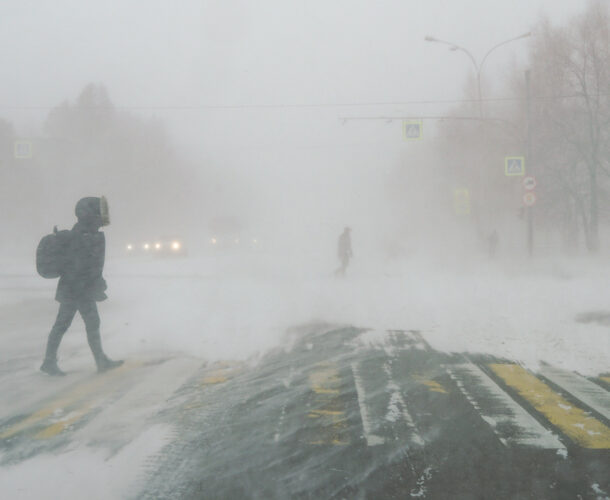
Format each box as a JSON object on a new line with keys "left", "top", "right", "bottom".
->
{"left": 403, "top": 120, "right": 422, "bottom": 140}
{"left": 505, "top": 156, "right": 525, "bottom": 176}
{"left": 14, "top": 140, "right": 33, "bottom": 159}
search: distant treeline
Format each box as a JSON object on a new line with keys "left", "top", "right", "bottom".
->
{"left": 0, "top": 84, "right": 209, "bottom": 255}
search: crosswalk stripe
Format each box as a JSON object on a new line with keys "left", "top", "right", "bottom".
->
{"left": 0, "top": 362, "right": 138, "bottom": 440}
{"left": 199, "top": 361, "right": 246, "bottom": 387}
{"left": 538, "top": 365, "right": 610, "bottom": 421}
{"left": 273, "top": 366, "right": 294, "bottom": 443}
{"left": 389, "top": 330, "right": 428, "bottom": 351}
{"left": 34, "top": 406, "right": 92, "bottom": 439}
{"left": 417, "top": 378, "right": 448, "bottom": 394}
{"left": 353, "top": 330, "right": 428, "bottom": 357}
{"left": 307, "top": 362, "right": 349, "bottom": 445}
{"left": 447, "top": 364, "right": 565, "bottom": 450}
{"left": 201, "top": 375, "right": 227, "bottom": 385}
{"left": 383, "top": 363, "right": 424, "bottom": 446}
{"left": 351, "top": 362, "right": 384, "bottom": 446}
{"left": 490, "top": 364, "right": 610, "bottom": 449}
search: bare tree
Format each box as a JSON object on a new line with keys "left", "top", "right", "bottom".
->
{"left": 431, "top": 2, "right": 610, "bottom": 255}
{"left": 529, "top": 2, "right": 610, "bottom": 252}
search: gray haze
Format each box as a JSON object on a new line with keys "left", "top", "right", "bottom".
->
{"left": 0, "top": 0, "right": 590, "bottom": 261}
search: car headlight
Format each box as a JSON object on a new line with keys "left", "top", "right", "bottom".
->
{"left": 155, "top": 243, "right": 162, "bottom": 250}
{"left": 143, "top": 243, "right": 150, "bottom": 250}
{"left": 127, "top": 244, "right": 133, "bottom": 251}
{"left": 211, "top": 238, "right": 217, "bottom": 245}
{"left": 171, "top": 241, "right": 181, "bottom": 250}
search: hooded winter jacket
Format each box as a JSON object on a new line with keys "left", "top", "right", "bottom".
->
{"left": 55, "top": 197, "right": 108, "bottom": 303}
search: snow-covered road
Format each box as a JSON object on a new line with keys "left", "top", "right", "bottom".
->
{"left": 0, "top": 255, "right": 609, "bottom": 498}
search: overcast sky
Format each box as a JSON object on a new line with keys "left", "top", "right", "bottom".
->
{"left": 1, "top": 1, "right": 585, "bottom": 121}
{"left": 0, "top": 0, "right": 591, "bottom": 244}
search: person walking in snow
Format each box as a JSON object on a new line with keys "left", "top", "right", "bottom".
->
{"left": 40, "top": 196, "right": 123, "bottom": 376}
{"left": 488, "top": 229, "right": 499, "bottom": 259}
{"left": 335, "top": 226, "right": 353, "bottom": 277}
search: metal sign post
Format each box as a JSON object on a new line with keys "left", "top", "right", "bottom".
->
{"left": 525, "top": 70, "right": 533, "bottom": 257}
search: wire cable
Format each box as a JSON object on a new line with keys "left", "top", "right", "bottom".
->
{"left": 0, "top": 92, "right": 607, "bottom": 112}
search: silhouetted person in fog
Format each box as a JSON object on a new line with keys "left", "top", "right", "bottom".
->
{"left": 335, "top": 227, "right": 353, "bottom": 277}
{"left": 488, "top": 230, "right": 499, "bottom": 259}
{"left": 40, "top": 197, "right": 123, "bottom": 376}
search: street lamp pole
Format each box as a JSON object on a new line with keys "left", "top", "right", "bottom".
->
{"left": 424, "top": 33, "right": 531, "bottom": 116}
{"left": 425, "top": 32, "right": 532, "bottom": 252}
{"left": 424, "top": 36, "right": 481, "bottom": 115}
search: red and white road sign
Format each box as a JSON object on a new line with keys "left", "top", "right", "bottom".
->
{"left": 523, "top": 176, "right": 537, "bottom": 191}
{"left": 523, "top": 192, "right": 537, "bottom": 207}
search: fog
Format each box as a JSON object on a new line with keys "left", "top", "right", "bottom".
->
{"left": 1, "top": 1, "right": 608, "bottom": 367}
{"left": 3, "top": 4, "right": 610, "bottom": 498}
{"left": 1, "top": 0, "right": 588, "bottom": 261}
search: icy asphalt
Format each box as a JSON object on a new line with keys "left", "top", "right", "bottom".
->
{"left": 136, "top": 326, "right": 610, "bottom": 499}
{"left": 0, "top": 256, "right": 609, "bottom": 499}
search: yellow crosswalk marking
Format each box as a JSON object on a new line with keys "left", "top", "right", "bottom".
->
{"left": 35, "top": 406, "right": 91, "bottom": 439}
{"left": 308, "top": 409, "right": 344, "bottom": 418}
{"left": 414, "top": 377, "right": 448, "bottom": 394}
{"left": 489, "top": 364, "right": 610, "bottom": 449}
{"left": 307, "top": 362, "right": 349, "bottom": 445}
{"left": 310, "top": 363, "right": 341, "bottom": 395}
{"left": 201, "top": 376, "right": 227, "bottom": 385}
{"left": 308, "top": 438, "right": 349, "bottom": 446}
{"left": 199, "top": 361, "right": 245, "bottom": 387}
{"left": 312, "top": 388, "right": 340, "bottom": 394}
{"left": 0, "top": 362, "right": 138, "bottom": 440}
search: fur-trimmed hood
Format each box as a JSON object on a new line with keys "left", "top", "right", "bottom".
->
{"left": 74, "top": 196, "right": 110, "bottom": 231}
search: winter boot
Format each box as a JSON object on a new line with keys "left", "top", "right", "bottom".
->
{"left": 40, "top": 330, "right": 65, "bottom": 376}
{"left": 41, "top": 329, "right": 66, "bottom": 376}
{"left": 40, "top": 358, "right": 66, "bottom": 376}
{"left": 96, "top": 356, "right": 124, "bottom": 373}
{"left": 87, "top": 329, "right": 123, "bottom": 373}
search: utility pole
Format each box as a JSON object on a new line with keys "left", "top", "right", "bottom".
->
{"left": 525, "top": 70, "right": 534, "bottom": 257}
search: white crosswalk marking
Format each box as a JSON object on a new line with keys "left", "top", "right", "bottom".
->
{"left": 538, "top": 365, "right": 610, "bottom": 421}
{"left": 447, "top": 363, "right": 566, "bottom": 450}
{"left": 351, "top": 362, "right": 384, "bottom": 446}
{"left": 352, "top": 329, "right": 427, "bottom": 357}
{"left": 382, "top": 363, "right": 424, "bottom": 446}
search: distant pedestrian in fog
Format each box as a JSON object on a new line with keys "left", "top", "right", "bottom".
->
{"left": 488, "top": 230, "right": 499, "bottom": 259}
{"left": 335, "top": 227, "right": 353, "bottom": 277}
{"left": 40, "top": 197, "right": 123, "bottom": 376}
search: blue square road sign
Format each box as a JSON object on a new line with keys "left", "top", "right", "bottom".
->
{"left": 505, "top": 156, "right": 525, "bottom": 176}
{"left": 403, "top": 120, "right": 422, "bottom": 140}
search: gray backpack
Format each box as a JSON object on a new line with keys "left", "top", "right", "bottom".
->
{"left": 36, "top": 226, "right": 72, "bottom": 278}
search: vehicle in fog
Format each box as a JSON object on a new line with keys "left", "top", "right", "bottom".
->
{"left": 125, "top": 237, "right": 187, "bottom": 257}
{"left": 208, "top": 214, "right": 262, "bottom": 253}
{"left": 209, "top": 234, "right": 262, "bottom": 252}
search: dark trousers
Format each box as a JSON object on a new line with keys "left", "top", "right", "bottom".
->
{"left": 335, "top": 256, "right": 350, "bottom": 277}
{"left": 43, "top": 301, "right": 106, "bottom": 364}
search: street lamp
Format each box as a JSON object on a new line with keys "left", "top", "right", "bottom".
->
{"left": 425, "top": 32, "right": 531, "bottom": 116}
{"left": 425, "top": 32, "right": 532, "bottom": 251}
